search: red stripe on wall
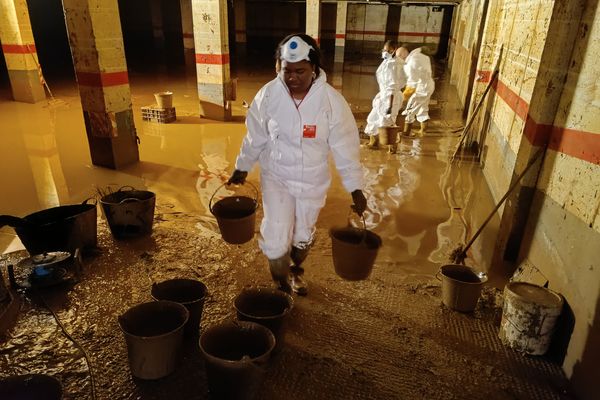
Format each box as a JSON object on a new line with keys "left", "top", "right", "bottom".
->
{"left": 195, "top": 53, "right": 230, "bottom": 65}
{"left": 478, "top": 70, "right": 600, "bottom": 165}
{"left": 76, "top": 71, "right": 129, "bottom": 87}
{"left": 2, "top": 44, "right": 37, "bottom": 54}
{"left": 336, "top": 34, "right": 346, "bottom": 39}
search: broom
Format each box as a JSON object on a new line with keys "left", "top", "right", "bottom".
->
{"left": 450, "top": 148, "right": 543, "bottom": 264}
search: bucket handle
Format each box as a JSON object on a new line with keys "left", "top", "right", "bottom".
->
{"left": 117, "top": 197, "right": 143, "bottom": 205}
{"left": 435, "top": 269, "right": 442, "bottom": 281}
{"left": 209, "top": 181, "right": 259, "bottom": 215}
{"left": 82, "top": 197, "right": 97, "bottom": 206}
{"left": 116, "top": 185, "right": 137, "bottom": 192}
{"left": 346, "top": 210, "right": 369, "bottom": 244}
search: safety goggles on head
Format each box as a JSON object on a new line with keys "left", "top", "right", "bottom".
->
{"left": 280, "top": 36, "right": 314, "bottom": 63}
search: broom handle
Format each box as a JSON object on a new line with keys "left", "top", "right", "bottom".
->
{"left": 451, "top": 69, "right": 499, "bottom": 162}
{"left": 460, "top": 148, "right": 543, "bottom": 256}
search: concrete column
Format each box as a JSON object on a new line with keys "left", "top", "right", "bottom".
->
{"left": 150, "top": 0, "right": 165, "bottom": 49}
{"left": 490, "top": 0, "right": 587, "bottom": 276}
{"left": 233, "top": 0, "right": 247, "bottom": 58}
{"left": 306, "top": 0, "right": 321, "bottom": 45}
{"left": 62, "top": 0, "right": 139, "bottom": 170}
{"left": 0, "top": 0, "right": 45, "bottom": 103}
{"left": 334, "top": 1, "right": 347, "bottom": 66}
{"left": 180, "top": 0, "right": 195, "bottom": 67}
{"left": 192, "top": 0, "right": 232, "bottom": 121}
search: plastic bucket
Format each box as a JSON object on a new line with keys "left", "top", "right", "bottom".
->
{"left": 100, "top": 186, "right": 156, "bottom": 239}
{"left": 330, "top": 226, "right": 382, "bottom": 280}
{"left": 154, "top": 91, "right": 173, "bottom": 109}
{"left": 209, "top": 183, "right": 258, "bottom": 245}
{"left": 0, "top": 374, "right": 62, "bottom": 400}
{"left": 200, "top": 321, "right": 275, "bottom": 400}
{"left": 118, "top": 300, "right": 189, "bottom": 380}
{"left": 151, "top": 278, "right": 207, "bottom": 337}
{"left": 377, "top": 126, "right": 398, "bottom": 146}
{"left": 499, "top": 282, "right": 563, "bottom": 355}
{"left": 234, "top": 287, "right": 293, "bottom": 350}
{"left": 438, "top": 264, "right": 487, "bottom": 313}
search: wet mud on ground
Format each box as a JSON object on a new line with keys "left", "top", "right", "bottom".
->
{"left": 0, "top": 65, "right": 575, "bottom": 398}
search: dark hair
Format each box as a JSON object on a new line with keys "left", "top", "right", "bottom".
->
{"left": 384, "top": 40, "right": 398, "bottom": 51}
{"left": 400, "top": 43, "right": 420, "bottom": 53}
{"left": 275, "top": 33, "right": 323, "bottom": 77}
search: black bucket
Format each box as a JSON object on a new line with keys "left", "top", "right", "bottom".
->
{"left": 0, "top": 374, "right": 62, "bottom": 400}
{"left": 200, "top": 321, "right": 275, "bottom": 400}
{"left": 330, "top": 226, "right": 382, "bottom": 280}
{"left": 100, "top": 186, "right": 156, "bottom": 239}
{"left": 209, "top": 182, "right": 258, "bottom": 244}
{"left": 234, "top": 287, "right": 293, "bottom": 350}
{"left": 151, "top": 278, "right": 207, "bottom": 337}
{"left": 118, "top": 301, "right": 189, "bottom": 380}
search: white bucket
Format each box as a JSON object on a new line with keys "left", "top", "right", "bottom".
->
{"left": 499, "top": 282, "right": 563, "bottom": 355}
{"left": 154, "top": 91, "right": 173, "bottom": 109}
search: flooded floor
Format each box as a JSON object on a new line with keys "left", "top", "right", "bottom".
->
{"left": 0, "top": 60, "right": 574, "bottom": 399}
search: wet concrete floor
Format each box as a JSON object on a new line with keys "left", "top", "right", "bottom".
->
{"left": 0, "top": 60, "right": 575, "bottom": 399}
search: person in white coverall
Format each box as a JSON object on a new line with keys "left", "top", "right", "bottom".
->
{"left": 364, "top": 40, "right": 403, "bottom": 150}
{"left": 227, "top": 34, "right": 367, "bottom": 295}
{"left": 399, "top": 45, "right": 435, "bottom": 137}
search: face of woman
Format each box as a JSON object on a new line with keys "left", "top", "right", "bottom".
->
{"left": 281, "top": 60, "right": 314, "bottom": 96}
{"left": 383, "top": 43, "right": 395, "bottom": 54}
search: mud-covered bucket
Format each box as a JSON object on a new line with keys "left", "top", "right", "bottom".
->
{"left": 330, "top": 225, "right": 382, "bottom": 280}
{"left": 200, "top": 321, "right": 275, "bottom": 400}
{"left": 234, "top": 287, "right": 293, "bottom": 350}
{"left": 438, "top": 264, "right": 487, "bottom": 313}
{"left": 154, "top": 91, "right": 173, "bottom": 109}
{"left": 0, "top": 374, "right": 62, "bottom": 400}
{"left": 100, "top": 186, "right": 156, "bottom": 239}
{"left": 377, "top": 126, "right": 399, "bottom": 146}
{"left": 499, "top": 282, "right": 563, "bottom": 355}
{"left": 118, "top": 300, "right": 189, "bottom": 380}
{"left": 209, "top": 182, "right": 258, "bottom": 244}
{"left": 151, "top": 278, "right": 207, "bottom": 337}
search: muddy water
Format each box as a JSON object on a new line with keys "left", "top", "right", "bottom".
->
{"left": 0, "top": 61, "right": 564, "bottom": 399}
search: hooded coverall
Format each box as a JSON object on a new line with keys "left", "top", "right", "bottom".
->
{"left": 235, "top": 71, "right": 364, "bottom": 260}
{"left": 364, "top": 57, "right": 403, "bottom": 136}
{"left": 402, "top": 47, "right": 435, "bottom": 123}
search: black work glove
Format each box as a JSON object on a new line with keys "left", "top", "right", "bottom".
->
{"left": 351, "top": 190, "right": 367, "bottom": 217}
{"left": 227, "top": 170, "right": 248, "bottom": 185}
{"left": 385, "top": 107, "right": 392, "bottom": 115}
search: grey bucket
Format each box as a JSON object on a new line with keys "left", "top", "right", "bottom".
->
{"left": 438, "top": 264, "right": 487, "bottom": 313}
{"left": 118, "top": 300, "right": 189, "bottom": 380}
{"left": 209, "top": 182, "right": 258, "bottom": 245}
{"left": 499, "top": 282, "right": 563, "bottom": 355}
{"left": 330, "top": 226, "right": 382, "bottom": 281}
{"left": 151, "top": 278, "right": 207, "bottom": 337}
{"left": 200, "top": 321, "right": 275, "bottom": 400}
{"left": 0, "top": 374, "right": 62, "bottom": 400}
{"left": 234, "top": 287, "right": 293, "bottom": 351}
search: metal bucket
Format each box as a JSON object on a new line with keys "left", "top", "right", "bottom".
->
{"left": 0, "top": 374, "right": 62, "bottom": 400}
{"left": 330, "top": 226, "right": 382, "bottom": 281}
{"left": 499, "top": 282, "right": 563, "bottom": 355}
{"left": 209, "top": 182, "right": 258, "bottom": 245}
{"left": 100, "top": 186, "right": 156, "bottom": 239}
{"left": 438, "top": 264, "right": 487, "bottom": 313}
{"left": 154, "top": 91, "right": 173, "bottom": 109}
{"left": 234, "top": 287, "right": 293, "bottom": 351}
{"left": 151, "top": 278, "right": 207, "bottom": 337}
{"left": 200, "top": 321, "right": 275, "bottom": 400}
{"left": 118, "top": 300, "right": 188, "bottom": 380}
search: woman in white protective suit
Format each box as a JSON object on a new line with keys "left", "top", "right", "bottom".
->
{"left": 399, "top": 44, "right": 435, "bottom": 137}
{"left": 227, "top": 34, "right": 367, "bottom": 296}
{"left": 364, "top": 40, "right": 403, "bottom": 150}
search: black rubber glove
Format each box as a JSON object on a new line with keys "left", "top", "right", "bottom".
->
{"left": 227, "top": 170, "right": 248, "bottom": 185}
{"left": 385, "top": 107, "right": 392, "bottom": 115}
{"left": 351, "top": 190, "right": 367, "bottom": 217}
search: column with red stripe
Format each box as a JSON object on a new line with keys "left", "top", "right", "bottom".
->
{"left": 306, "top": 0, "right": 321, "bottom": 46}
{"left": 180, "top": 0, "right": 195, "bottom": 68}
{"left": 192, "top": 0, "right": 233, "bottom": 121}
{"left": 334, "top": 1, "right": 347, "bottom": 67}
{"left": 0, "top": 0, "right": 46, "bottom": 103}
{"left": 62, "top": 0, "right": 139, "bottom": 169}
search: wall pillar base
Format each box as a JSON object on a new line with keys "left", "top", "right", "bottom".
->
{"left": 8, "top": 69, "right": 46, "bottom": 103}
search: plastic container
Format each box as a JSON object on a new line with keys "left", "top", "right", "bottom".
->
{"left": 151, "top": 278, "right": 207, "bottom": 337}
{"left": 330, "top": 226, "right": 382, "bottom": 280}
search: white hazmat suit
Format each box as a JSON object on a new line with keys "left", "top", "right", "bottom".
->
{"left": 364, "top": 54, "right": 403, "bottom": 136}
{"left": 235, "top": 70, "right": 364, "bottom": 260}
{"left": 402, "top": 47, "right": 435, "bottom": 123}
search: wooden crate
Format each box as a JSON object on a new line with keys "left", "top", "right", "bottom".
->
{"left": 141, "top": 106, "right": 176, "bottom": 123}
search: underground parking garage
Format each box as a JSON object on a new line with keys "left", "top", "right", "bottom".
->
{"left": 0, "top": 0, "right": 598, "bottom": 399}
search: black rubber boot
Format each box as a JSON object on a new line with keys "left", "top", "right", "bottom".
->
{"left": 268, "top": 256, "right": 291, "bottom": 293}
{"left": 290, "top": 246, "right": 309, "bottom": 296}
